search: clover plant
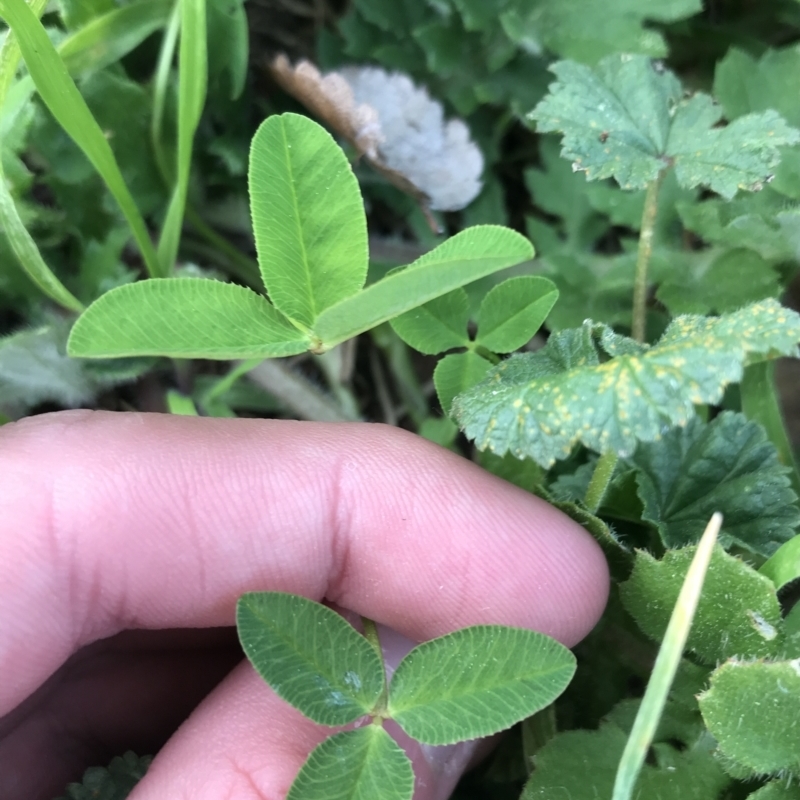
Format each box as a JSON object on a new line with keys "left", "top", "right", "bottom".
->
{"left": 235, "top": 592, "right": 575, "bottom": 800}
{"left": 3, "top": 2, "right": 800, "bottom": 800}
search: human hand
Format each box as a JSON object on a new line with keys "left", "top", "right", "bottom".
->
{"left": 0, "top": 411, "right": 608, "bottom": 800}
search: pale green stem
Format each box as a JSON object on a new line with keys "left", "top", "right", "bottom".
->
{"left": 361, "top": 617, "right": 389, "bottom": 718}
{"left": 584, "top": 450, "right": 618, "bottom": 513}
{"left": 612, "top": 512, "right": 722, "bottom": 800}
{"left": 631, "top": 170, "right": 665, "bottom": 343}
{"left": 151, "top": 0, "right": 180, "bottom": 186}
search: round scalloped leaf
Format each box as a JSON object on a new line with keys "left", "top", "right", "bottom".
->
{"left": 630, "top": 412, "right": 800, "bottom": 557}
{"left": 453, "top": 300, "right": 800, "bottom": 467}
{"left": 748, "top": 783, "right": 800, "bottom": 800}
{"left": 620, "top": 545, "right": 784, "bottom": 663}
{"left": 237, "top": 592, "right": 385, "bottom": 727}
{"left": 699, "top": 659, "right": 800, "bottom": 779}
{"left": 530, "top": 55, "right": 800, "bottom": 198}
{"left": 387, "top": 625, "right": 575, "bottom": 745}
{"left": 287, "top": 727, "right": 413, "bottom": 800}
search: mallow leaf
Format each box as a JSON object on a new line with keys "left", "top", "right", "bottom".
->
{"left": 620, "top": 545, "right": 784, "bottom": 664}
{"left": 748, "top": 783, "right": 800, "bottom": 800}
{"left": 453, "top": 300, "right": 800, "bottom": 467}
{"left": 475, "top": 276, "right": 558, "bottom": 353}
{"left": 699, "top": 659, "right": 800, "bottom": 779}
{"left": 387, "top": 625, "right": 575, "bottom": 745}
{"left": 249, "top": 112, "right": 368, "bottom": 327}
{"left": 389, "top": 288, "right": 470, "bottom": 355}
{"left": 433, "top": 351, "right": 492, "bottom": 416}
{"left": 236, "top": 592, "right": 385, "bottom": 727}
{"left": 287, "top": 727, "right": 413, "bottom": 800}
{"left": 499, "top": 0, "right": 701, "bottom": 64}
{"left": 67, "top": 279, "right": 310, "bottom": 359}
{"left": 312, "top": 226, "right": 533, "bottom": 349}
{"left": 529, "top": 54, "right": 800, "bottom": 198}
{"left": 522, "top": 721, "right": 729, "bottom": 800}
{"left": 629, "top": 412, "right": 800, "bottom": 556}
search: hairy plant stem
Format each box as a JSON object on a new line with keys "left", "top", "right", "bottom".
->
{"left": 584, "top": 450, "right": 618, "bottom": 513}
{"left": 361, "top": 617, "right": 389, "bottom": 717}
{"left": 631, "top": 170, "right": 665, "bottom": 343}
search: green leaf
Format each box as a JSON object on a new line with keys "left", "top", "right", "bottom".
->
{"left": 0, "top": 0, "right": 160, "bottom": 276}
{"left": 157, "top": 0, "right": 207, "bottom": 275}
{"left": 58, "top": 0, "right": 173, "bottom": 78}
{"left": 620, "top": 545, "right": 784, "bottom": 663}
{"left": 676, "top": 191, "right": 800, "bottom": 264}
{"left": 55, "top": 751, "right": 151, "bottom": 800}
{"left": 541, "top": 250, "right": 638, "bottom": 330}
{"left": 207, "top": 0, "right": 248, "bottom": 100}
{"left": 453, "top": 300, "right": 800, "bottom": 467}
{"left": 699, "top": 659, "right": 800, "bottom": 779}
{"left": 287, "top": 727, "right": 413, "bottom": 800}
{"left": 387, "top": 625, "right": 576, "bottom": 745}
{"left": 434, "top": 351, "right": 492, "bottom": 416}
{"left": 312, "top": 226, "right": 534, "bottom": 349}
{"left": 760, "top": 536, "right": 800, "bottom": 593}
{"left": 714, "top": 46, "right": 800, "bottom": 199}
{"left": 0, "top": 324, "right": 92, "bottom": 408}
{"left": 249, "top": 113, "right": 368, "bottom": 328}
{"left": 524, "top": 136, "right": 608, "bottom": 252}
{"left": 529, "top": 54, "right": 800, "bottom": 198}
{"left": 0, "top": 0, "right": 83, "bottom": 313}
{"left": 629, "top": 412, "right": 800, "bottom": 556}
{"left": 389, "top": 289, "right": 470, "bottom": 355}
{"left": 500, "top": 0, "right": 701, "bottom": 63}
{"left": 67, "top": 279, "right": 310, "bottom": 360}
{"left": 475, "top": 276, "right": 558, "bottom": 353}
{"left": 748, "top": 783, "right": 800, "bottom": 800}
{"left": 522, "top": 722, "right": 729, "bottom": 800}
{"left": 656, "top": 248, "right": 781, "bottom": 316}
{"left": 741, "top": 362, "right": 800, "bottom": 498}
{"left": 236, "top": 592, "right": 385, "bottom": 727}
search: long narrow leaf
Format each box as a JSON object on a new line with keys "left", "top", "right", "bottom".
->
{"left": 611, "top": 513, "right": 722, "bottom": 800}
{"left": 0, "top": 0, "right": 161, "bottom": 278}
{"left": 0, "top": 0, "right": 83, "bottom": 313}
{"left": 157, "top": 0, "right": 207, "bottom": 274}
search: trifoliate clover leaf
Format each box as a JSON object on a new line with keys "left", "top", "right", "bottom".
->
{"left": 629, "top": 412, "right": 800, "bottom": 556}
{"left": 452, "top": 300, "right": 800, "bottom": 467}
{"left": 529, "top": 54, "right": 800, "bottom": 198}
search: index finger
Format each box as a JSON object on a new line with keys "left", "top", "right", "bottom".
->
{"left": 0, "top": 410, "right": 608, "bottom": 716}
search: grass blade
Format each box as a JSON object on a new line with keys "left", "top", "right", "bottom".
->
{"left": 611, "top": 512, "right": 722, "bottom": 800}
{"left": 0, "top": 0, "right": 161, "bottom": 278}
{"left": 157, "top": 0, "right": 207, "bottom": 274}
{"left": 0, "top": 0, "right": 83, "bottom": 313}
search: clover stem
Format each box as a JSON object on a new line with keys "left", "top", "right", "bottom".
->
{"left": 584, "top": 450, "right": 618, "bottom": 513}
{"left": 631, "top": 170, "right": 665, "bottom": 343}
{"left": 362, "top": 617, "right": 390, "bottom": 717}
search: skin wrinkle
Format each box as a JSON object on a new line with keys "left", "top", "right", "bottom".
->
{"left": 0, "top": 411, "right": 609, "bottom": 800}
